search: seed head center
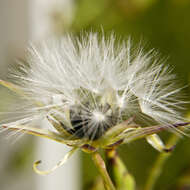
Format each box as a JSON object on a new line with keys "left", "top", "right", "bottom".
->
{"left": 92, "top": 111, "right": 106, "bottom": 122}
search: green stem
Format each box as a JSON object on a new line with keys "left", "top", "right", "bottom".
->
{"left": 106, "top": 149, "right": 135, "bottom": 190}
{"left": 92, "top": 152, "right": 116, "bottom": 190}
{"left": 144, "top": 134, "right": 180, "bottom": 190}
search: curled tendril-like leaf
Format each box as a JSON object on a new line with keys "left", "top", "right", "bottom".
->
{"left": 33, "top": 147, "right": 77, "bottom": 175}
{"left": 146, "top": 134, "right": 171, "bottom": 152}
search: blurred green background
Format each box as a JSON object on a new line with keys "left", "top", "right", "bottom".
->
{"left": 1, "top": 0, "right": 190, "bottom": 190}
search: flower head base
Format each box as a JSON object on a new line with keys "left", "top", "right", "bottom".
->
{"left": 0, "top": 32, "right": 189, "bottom": 174}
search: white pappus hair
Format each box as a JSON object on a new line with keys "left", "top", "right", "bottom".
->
{"left": 1, "top": 32, "right": 187, "bottom": 140}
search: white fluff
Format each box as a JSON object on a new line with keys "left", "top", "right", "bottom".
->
{"left": 2, "top": 33, "right": 186, "bottom": 135}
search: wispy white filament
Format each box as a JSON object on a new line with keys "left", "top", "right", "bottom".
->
{"left": 1, "top": 32, "right": 186, "bottom": 137}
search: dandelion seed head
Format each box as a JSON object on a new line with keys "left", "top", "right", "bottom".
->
{"left": 1, "top": 32, "right": 187, "bottom": 141}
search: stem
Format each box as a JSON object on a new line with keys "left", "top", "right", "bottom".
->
{"left": 144, "top": 134, "right": 180, "bottom": 190}
{"left": 92, "top": 152, "right": 116, "bottom": 190}
{"left": 106, "top": 149, "right": 135, "bottom": 190}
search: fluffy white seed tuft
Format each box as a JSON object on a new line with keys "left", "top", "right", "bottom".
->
{"left": 1, "top": 32, "right": 187, "bottom": 139}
